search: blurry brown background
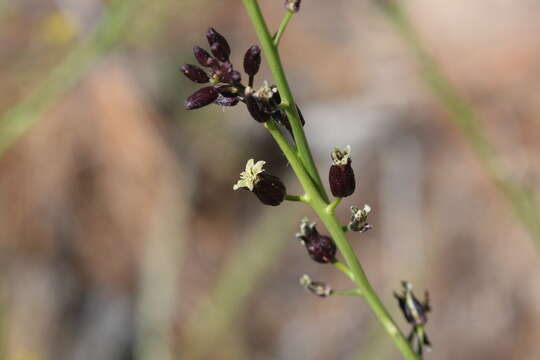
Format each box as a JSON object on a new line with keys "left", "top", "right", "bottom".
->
{"left": 1, "top": 0, "right": 540, "bottom": 359}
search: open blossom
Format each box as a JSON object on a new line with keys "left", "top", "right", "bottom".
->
{"left": 233, "top": 159, "right": 286, "bottom": 206}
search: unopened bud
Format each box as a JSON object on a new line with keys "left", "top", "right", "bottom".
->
{"left": 193, "top": 46, "right": 217, "bottom": 68}
{"left": 185, "top": 86, "right": 219, "bottom": 110}
{"left": 207, "top": 28, "right": 231, "bottom": 62}
{"left": 243, "top": 45, "right": 261, "bottom": 77}
{"left": 180, "top": 64, "right": 209, "bottom": 83}
{"left": 329, "top": 146, "right": 356, "bottom": 198}
{"left": 296, "top": 218, "right": 336, "bottom": 263}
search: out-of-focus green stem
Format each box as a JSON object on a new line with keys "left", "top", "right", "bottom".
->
{"left": 378, "top": 1, "right": 540, "bottom": 250}
{"left": 0, "top": 0, "right": 141, "bottom": 155}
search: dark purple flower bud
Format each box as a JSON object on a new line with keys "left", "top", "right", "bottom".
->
{"left": 329, "top": 146, "right": 355, "bottom": 198}
{"left": 233, "top": 159, "right": 286, "bottom": 206}
{"left": 243, "top": 45, "right": 261, "bottom": 77}
{"left": 180, "top": 64, "right": 209, "bottom": 83}
{"left": 185, "top": 86, "right": 219, "bottom": 110}
{"left": 296, "top": 219, "right": 337, "bottom": 264}
{"left": 253, "top": 173, "right": 286, "bottom": 206}
{"left": 193, "top": 46, "right": 217, "bottom": 68}
{"left": 245, "top": 88, "right": 271, "bottom": 123}
{"left": 207, "top": 28, "right": 231, "bottom": 61}
{"left": 214, "top": 93, "right": 239, "bottom": 107}
{"left": 223, "top": 70, "right": 241, "bottom": 84}
{"left": 285, "top": 0, "right": 301, "bottom": 12}
{"left": 210, "top": 42, "right": 230, "bottom": 63}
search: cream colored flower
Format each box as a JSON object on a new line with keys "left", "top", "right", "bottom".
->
{"left": 233, "top": 159, "right": 266, "bottom": 191}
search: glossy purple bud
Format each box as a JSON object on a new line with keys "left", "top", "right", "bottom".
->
{"left": 207, "top": 28, "right": 231, "bottom": 61}
{"left": 180, "top": 64, "right": 209, "bottom": 83}
{"left": 243, "top": 45, "right": 261, "bottom": 77}
{"left": 214, "top": 94, "right": 239, "bottom": 107}
{"left": 193, "top": 46, "right": 216, "bottom": 68}
{"left": 296, "top": 220, "right": 336, "bottom": 264}
{"left": 329, "top": 146, "right": 355, "bottom": 198}
{"left": 185, "top": 86, "right": 219, "bottom": 110}
{"left": 253, "top": 173, "right": 286, "bottom": 206}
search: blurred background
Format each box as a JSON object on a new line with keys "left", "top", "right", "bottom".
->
{"left": 1, "top": 0, "right": 540, "bottom": 359}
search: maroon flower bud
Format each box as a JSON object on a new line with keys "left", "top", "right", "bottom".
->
{"left": 299, "top": 274, "right": 332, "bottom": 297}
{"left": 245, "top": 88, "right": 271, "bottom": 123}
{"left": 329, "top": 146, "right": 355, "bottom": 198}
{"left": 214, "top": 93, "right": 239, "bottom": 107}
{"left": 243, "top": 45, "right": 261, "bottom": 77}
{"left": 210, "top": 42, "right": 230, "bottom": 63}
{"left": 296, "top": 219, "right": 337, "bottom": 264}
{"left": 223, "top": 70, "right": 241, "bottom": 84}
{"left": 253, "top": 173, "right": 286, "bottom": 206}
{"left": 180, "top": 64, "right": 209, "bottom": 83}
{"left": 193, "top": 46, "right": 217, "bottom": 68}
{"left": 207, "top": 28, "right": 231, "bottom": 62}
{"left": 233, "top": 159, "right": 286, "bottom": 206}
{"left": 185, "top": 86, "right": 219, "bottom": 110}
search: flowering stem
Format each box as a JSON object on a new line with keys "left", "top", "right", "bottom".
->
{"left": 242, "top": 0, "right": 329, "bottom": 203}
{"left": 273, "top": 10, "right": 294, "bottom": 47}
{"left": 244, "top": 2, "right": 419, "bottom": 359}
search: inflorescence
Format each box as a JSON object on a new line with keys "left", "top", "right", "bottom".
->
{"left": 180, "top": 21, "right": 432, "bottom": 359}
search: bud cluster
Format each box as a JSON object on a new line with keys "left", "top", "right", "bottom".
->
{"left": 180, "top": 27, "right": 305, "bottom": 132}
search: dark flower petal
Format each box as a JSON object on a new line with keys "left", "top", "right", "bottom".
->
{"left": 185, "top": 86, "right": 219, "bottom": 110}
{"left": 214, "top": 94, "right": 239, "bottom": 107}
{"left": 243, "top": 45, "right": 261, "bottom": 77}
{"left": 180, "top": 64, "right": 209, "bottom": 83}
{"left": 207, "top": 28, "right": 231, "bottom": 61}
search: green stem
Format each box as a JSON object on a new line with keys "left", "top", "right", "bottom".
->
{"left": 326, "top": 197, "right": 342, "bottom": 214}
{"left": 245, "top": 2, "right": 418, "bottom": 359}
{"left": 285, "top": 194, "right": 305, "bottom": 202}
{"left": 332, "top": 259, "right": 356, "bottom": 282}
{"left": 273, "top": 10, "right": 294, "bottom": 47}
{"left": 242, "top": 0, "right": 329, "bottom": 203}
